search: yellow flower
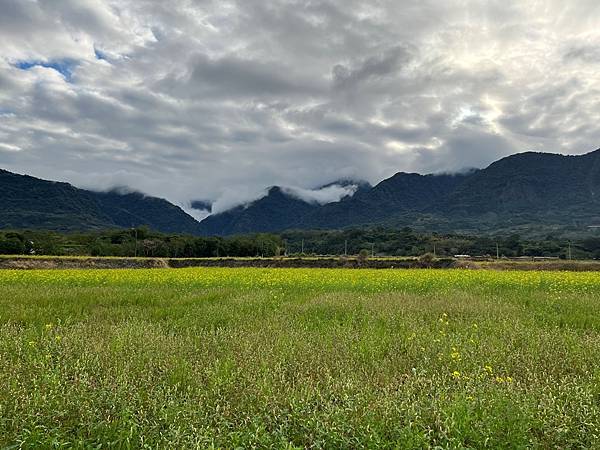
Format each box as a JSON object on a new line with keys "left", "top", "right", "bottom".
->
{"left": 495, "top": 376, "right": 505, "bottom": 383}
{"left": 484, "top": 365, "right": 493, "bottom": 374}
{"left": 452, "top": 371, "right": 461, "bottom": 379}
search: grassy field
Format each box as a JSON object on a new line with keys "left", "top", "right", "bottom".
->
{"left": 1, "top": 268, "right": 599, "bottom": 448}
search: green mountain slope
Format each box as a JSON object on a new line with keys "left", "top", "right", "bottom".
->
{"left": 442, "top": 151, "right": 600, "bottom": 215}
{"left": 199, "top": 149, "right": 600, "bottom": 235}
{"left": 0, "top": 170, "right": 202, "bottom": 234}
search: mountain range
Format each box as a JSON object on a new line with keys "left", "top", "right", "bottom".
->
{"left": 199, "top": 150, "right": 600, "bottom": 235}
{"left": 2, "top": 149, "right": 600, "bottom": 236}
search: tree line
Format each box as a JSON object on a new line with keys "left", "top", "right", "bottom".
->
{"left": 0, "top": 228, "right": 283, "bottom": 258}
{"left": 1, "top": 226, "right": 600, "bottom": 259}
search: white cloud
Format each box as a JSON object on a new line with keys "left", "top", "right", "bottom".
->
{"left": 282, "top": 184, "right": 359, "bottom": 205}
{"left": 210, "top": 186, "right": 270, "bottom": 215}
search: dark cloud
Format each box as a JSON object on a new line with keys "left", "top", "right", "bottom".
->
{"left": 0, "top": 0, "right": 599, "bottom": 215}
{"left": 332, "top": 46, "right": 411, "bottom": 90}
{"left": 173, "top": 53, "right": 326, "bottom": 99}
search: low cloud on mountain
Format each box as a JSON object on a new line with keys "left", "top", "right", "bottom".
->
{"left": 281, "top": 184, "right": 360, "bottom": 205}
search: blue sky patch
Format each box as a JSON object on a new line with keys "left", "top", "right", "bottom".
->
{"left": 94, "top": 48, "right": 108, "bottom": 61}
{"left": 15, "top": 59, "right": 77, "bottom": 81}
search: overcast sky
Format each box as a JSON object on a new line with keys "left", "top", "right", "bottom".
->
{"left": 1, "top": 0, "right": 599, "bottom": 215}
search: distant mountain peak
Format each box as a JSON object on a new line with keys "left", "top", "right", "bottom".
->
{"left": 266, "top": 185, "right": 286, "bottom": 195}
{"left": 191, "top": 200, "right": 212, "bottom": 212}
{"left": 103, "top": 185, "right": 142, "bottom": 196}
{"left": 317, "top": 178, "right": 371, "bottom": 190}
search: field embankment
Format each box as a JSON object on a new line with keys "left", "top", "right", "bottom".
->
{"left": 0, "top": 255, "right": 450, "bottom": 270}
{"left": 2, "top": 254, "right": 600, "bottom": 271}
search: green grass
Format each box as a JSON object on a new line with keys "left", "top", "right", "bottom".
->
{"left": 1, "top": 268, "right": 599, "bottom": 448}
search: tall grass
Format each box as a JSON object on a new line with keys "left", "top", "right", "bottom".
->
{"left": 1, "top": 268, "right": 599, "bottom": 448}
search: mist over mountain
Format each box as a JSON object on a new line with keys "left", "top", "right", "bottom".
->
{"left": 198, "top": 149, "right": 600, "bottom": 235}
{"left": 190, "top": 201, "right": 212, "bottom": 213}
{"left": 2, "top": 149, "right": 600, "bottom": 236}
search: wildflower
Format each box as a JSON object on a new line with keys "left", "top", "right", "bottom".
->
{"left": 495, "top": 376, "right": 505, "bottom": 383}
{"left": 45, "top": 323, "right": 53, "bottom": 330}
{"left": 28, "top": 341, "right": 35, "bottom": 347}
{"left": 484, "top": 365, "right": 493, "bottom": 374}
{"left": 506, "top": 376, "right": 513, "bottom": 383}
{"left": 452, "top": 371, "right": 461, "bottom": 379}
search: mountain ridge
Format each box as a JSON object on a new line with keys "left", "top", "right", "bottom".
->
{"left": 199, "top": 149, "right": 600, "bottom": 235}
{"left": 0, "top": 169, "right": 203, "bottom": 234}
{"left": 3, "top": 149, "right": 600, "bottom": 235}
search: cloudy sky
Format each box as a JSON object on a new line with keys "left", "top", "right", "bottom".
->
{"left": 1, "top": 0, "right": 599, "bottom": 216}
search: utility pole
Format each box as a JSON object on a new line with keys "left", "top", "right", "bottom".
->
{"left": 344, "top": 240, "right": 348, "bottom": 256}
{"left": 301, "top": 239, "right": 304, "bottom": 254}
{"left": 371, "top": 242, "right": 375, "bottom": 258}
{"left": 433, "top": 242, "right": 437, "bottom": 257}
{"left": 496, "top": 242, "right": 500, "bottom": 260}
{"left": 568, "top": 241, "right": 572, "bottom": 260}
{"left": 132, "top": 226, "right": 138, "bottom": 258}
